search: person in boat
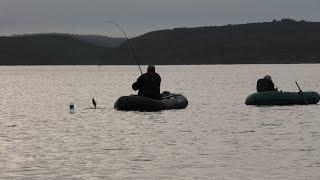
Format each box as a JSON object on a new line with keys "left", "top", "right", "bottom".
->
{"left": 132, "top": 65, "right": 161, "bottom": 99}
{"left": 256, "top": 75, "right": 278, "bottom": 92}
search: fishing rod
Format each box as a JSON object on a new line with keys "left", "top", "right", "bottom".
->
{"left": 106, "top": 21, "right": 142, "bottom": 74}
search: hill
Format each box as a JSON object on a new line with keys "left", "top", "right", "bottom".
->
{"left": 125, "top": 19, "right": 320, "bottom": 64}
{"left": 0, "top": 34, "right": 117, "bottom": 65}
{"left": 1, "top": 19, "right": 320, "bottom": 65}
{"left": 68, "top": 34, "right": 125, "bottom": 47}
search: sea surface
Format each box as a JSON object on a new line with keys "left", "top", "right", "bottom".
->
{"left": 0, "top": 65, "right": 319, "bottom": 180}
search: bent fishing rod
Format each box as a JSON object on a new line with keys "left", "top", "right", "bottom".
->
{"left": 106, "top": 21, "right": 142, "bottom": 74}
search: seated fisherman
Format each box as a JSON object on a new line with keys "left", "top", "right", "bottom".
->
{"left": 257, "top": 75, "right": 278, "bottom": 92}
{"left": 132, "top": 65, "right": 161, "bottom": 99}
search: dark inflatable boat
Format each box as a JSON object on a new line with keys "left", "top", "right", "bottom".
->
{"left": 114, "top": 92, "right": 188, "bottom": 111}
{"left": 245, "top": 91, "right": 320, "bottom": 105}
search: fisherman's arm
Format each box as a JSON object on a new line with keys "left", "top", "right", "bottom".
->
{"left": 132, "top": 76, "right": 142, "bottom": 90}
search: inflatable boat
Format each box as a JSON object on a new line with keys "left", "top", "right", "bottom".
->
{"left": 114, "top": 92, "right": 188, "bottom": 111}
{"left": 245, "top": 91, "right": 320, "bottom": 105}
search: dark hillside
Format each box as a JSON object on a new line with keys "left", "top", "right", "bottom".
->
{"left": 0, "top": 34, "right": 114, "bottom": 65}
{"left": 69, "top": 34, "right": 125, "bottom": 47}
{"left": 123, "top": 19, "right": 320, "bottom": 64}
{"left": 1, "top": 19, "right": 320, "bottom": 65}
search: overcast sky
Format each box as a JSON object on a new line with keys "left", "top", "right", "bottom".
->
{"left": 1, "top": 0, "right": 320, "bottom": 37}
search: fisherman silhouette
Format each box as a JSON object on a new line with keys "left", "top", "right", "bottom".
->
{"left": 132, "top": 65, "right": 161, "bottom": 99}
{"left": 256, "top": 75, "right": 278, "bottom": 92}
{"left": 92, "top": 98, "right": 97, "bottom": 109}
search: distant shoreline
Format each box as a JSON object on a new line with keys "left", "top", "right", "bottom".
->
{"left": 1, "top": 63, "right": 319, "bottom": 67}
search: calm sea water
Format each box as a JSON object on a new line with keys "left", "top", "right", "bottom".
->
{"left": 0, "top": 65, "right": 319, "bottom": 180}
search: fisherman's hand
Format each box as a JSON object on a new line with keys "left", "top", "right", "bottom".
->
{"left": 132, "top": 82, "right": 139, "bottom": 90}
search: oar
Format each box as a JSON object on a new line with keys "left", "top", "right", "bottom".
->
{"left": 295, "top": 81, "right": 308, "bottom": 105}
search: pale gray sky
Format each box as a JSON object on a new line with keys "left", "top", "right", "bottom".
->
{"left": 1, "top": 0, "right": 319, "bottom": 37}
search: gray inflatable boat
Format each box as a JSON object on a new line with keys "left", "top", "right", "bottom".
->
{"left": 114, "top": 92, "right": 188, "bottom": 111}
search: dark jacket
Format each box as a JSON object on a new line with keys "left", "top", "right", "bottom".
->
{"left": 257, "top": 78, "right": 277, "bottom": 92}
{"left": 132, "top": 72, "right": 161, "bottom": 98}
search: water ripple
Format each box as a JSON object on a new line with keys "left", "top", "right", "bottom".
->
{"left": 0, "top": 65, "right": 319, "bottom": 179}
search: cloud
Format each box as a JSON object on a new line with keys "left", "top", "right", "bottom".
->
{"left": 1, "top": 0, "right": 319, "bottom": 37}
